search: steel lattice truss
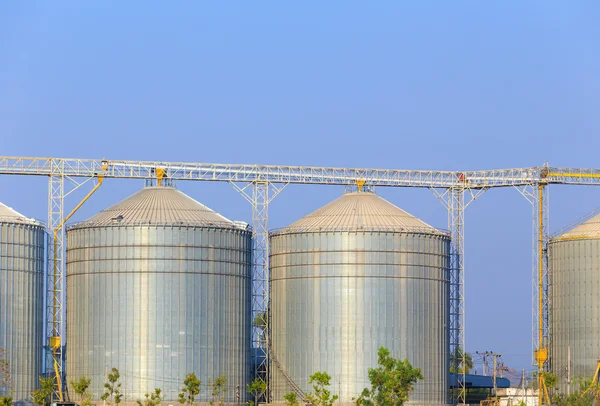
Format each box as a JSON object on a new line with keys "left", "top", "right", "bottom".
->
{"left": 3, "top": 156, "right": 600, "bottom": 404}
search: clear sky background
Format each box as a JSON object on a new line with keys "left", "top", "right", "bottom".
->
{"left": 1, "top": 1, "right": 599, "bottom": 378}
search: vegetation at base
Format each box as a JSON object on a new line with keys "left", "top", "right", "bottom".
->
{"left": 305, "top": 371, "right": 338, "bottom": 406}
{"left": 284, "top": 392, "right": 299, "bottom": 406}
{"left": 179, "top": 373, "right": 201, "bottom": 406}
{"left": 137, "top": 388, "right": 164, "bottom": 406}
{"left": 0, "top": 348, "right": 12, "bottom": 406}
{"left": 31, "top": 377, "right": 55, "bottom": 406}
{"left": 101, "top": 368, "right": 123, "bottom": 405}
{"left": 247, "top": 378, "right": 267, "bottom": 406}
{"left": 70, "top": 376, "right": 92, "bottom": 406}
{"left": 355, "top": 347, "right": 423, "bottom": 406}
{"left": 552, "top": 375, "right": 600, "bottom": 406}
{"left": 529, "top": 371, "right": 558, "bottom": 390}
{"left": 209, "top": 375, "right": 227, "bottom": 406}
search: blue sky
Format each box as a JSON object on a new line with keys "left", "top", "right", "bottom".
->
{"left": 1, "top": 2, "right": 599, "bottom": 376}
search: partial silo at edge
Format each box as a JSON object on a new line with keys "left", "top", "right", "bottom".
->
{"left": 550, "top": 211, "right": 600, "bottom": 394}
{"left": 66, "top": 186, "right": 253, "bottom": 402}
{"left": 0, "top": 202, "right": 45, "bottom": 402}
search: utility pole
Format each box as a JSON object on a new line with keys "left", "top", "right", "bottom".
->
{"left": 489, "top": 353, "right": 502, "bottom": 396}
{"left": 483, "top": 353, "right": 488, "bottom": 376}
{"left": 567, "top": 345, "right": 571, "bottom": 396}
{"left": 476, "top": 351, "right": 492, "bottom": 376}
{"left": 521, "top": 369, "right": 525, "bottom": 406}
{"left": 493, "top": 355, "right": 498, "bottom": 395}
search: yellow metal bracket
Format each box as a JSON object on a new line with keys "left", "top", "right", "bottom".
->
{"left": 580, "top": 360, "right": 600, "bottom": 401}
{"left": 156, "top": 168, "right": 165, "bottom": 186}
{"left": 356, "top": 180, "right": 366, "bottom": 192}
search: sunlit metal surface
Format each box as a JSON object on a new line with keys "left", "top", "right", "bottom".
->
{"left": 549, "top": 226, "right": 600, "bottom": 394}
{"left": 65, "top": 187, "right": 252, "bottom": 401}
{"left": 0, "top": 216, "right": 45, "bottom": 402}
{"left": 269, "top": 192, "right": 450, "bottom": 406}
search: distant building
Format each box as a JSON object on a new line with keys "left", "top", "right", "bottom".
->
{"left": 496, "top": 388, "right": 539, "bottom": 406}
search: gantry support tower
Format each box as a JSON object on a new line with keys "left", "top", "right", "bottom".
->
{"left": 3, "top": 157, "right": 600, "bottom": 404}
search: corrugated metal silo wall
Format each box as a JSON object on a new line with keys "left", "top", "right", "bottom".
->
{"left": 549, "top": 238, "right": 600, "bottom": 394}
{"left": 0, "top": 222, "right": 45, "bottom": 402}
{"left": 66, "top": 225, "right": 252, "bottom": 402}
{"left": 269, "top": 231, "right": 450, "bottom": 406}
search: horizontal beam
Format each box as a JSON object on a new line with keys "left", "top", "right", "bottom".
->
{"left": 1, "top": 156, "right": 599, "bottom": 188}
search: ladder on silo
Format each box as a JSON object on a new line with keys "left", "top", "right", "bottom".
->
{"left": 268, "top": 344, "right": 309, "bottom": 403}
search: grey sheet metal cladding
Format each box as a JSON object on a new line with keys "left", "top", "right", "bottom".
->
{"left": 550, "top": 212, "right": 600, "bottom": 394}
{"left": 269, "top": 192, "right": 451, "bottom": 406}
{"left": 66, "top": 186, "right": 252, "bottom": 402}
{"left": 0, "top": 203, "right": 45, "bottom": 402}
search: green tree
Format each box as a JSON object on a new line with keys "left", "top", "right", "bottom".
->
{"left": 178, "top": 373, "right": 201, "bottom": 406}
{"left": 356, "top": 347, "right": 424, "bottom": 406}
{"left": 137, "top": 388, "right": 164, "bottom": 406}
{"left": 253, "top": 312, "right": 267, "bottom": 330}
{"left": 284, "top": 392, "right": 299, "bottom": 406}
{"left": 70, "top": 376, "right": 92, "bottom": 406}
{"left": 31, "top": 377, "right": 55, "bottom": 406}
{"left": 101, "top": 368, "right": 123, "bottom": 405}
{"left": 305, "top": 372, "right": 338, "bottom": 406}
{"left": 209, "top": 376, "right": 227, "bottom": 406}
{"left": 0, "top": 396, "right": 12, "bottom": 406}
{"left": 0, "top": 347, "right": 12, "bottom": 405}
{"left": 449, "top": 348, "right": 473, "bottom": 374}
{"left": 529, "top": 371, "right": 558, "bottom": 391}
{"left": 246, "top": 378, "right": 266, "bottom": 406}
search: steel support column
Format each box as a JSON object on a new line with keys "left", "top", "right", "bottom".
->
{"left": 515, "top": 183, "right": 549, "bottom": 375}
{"left": 231, "top": 181, "right": 286, "bottom": 402}
{"left": 47, "top": 163, "right": 65, "bottom": 400}
{"left": 432, "top": 186, "right": 487, "bottom": 405}
{"left": 47, "top": 160, "right": 102, "bottom": 401}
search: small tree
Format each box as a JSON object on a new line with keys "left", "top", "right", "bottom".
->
{"left": 246, "top": 378, "right": 266, "bottom": 406}
{"left": 209, "top": 376, "right": 227, "bottom": 406}
{"left": 0, "top": 396, "right": 12, "bottom": 406}
{"left": 101, "top": 368, "right": 123, "bottom": 405}
{"left": 137, "top": 388, "right": 164, "bottom": 406}
{"left": 305, "top": 372, "right": 338, "bottom": 406}
{"left": 284, "top": 392, "right": 299, "bottom": 406}
{"left": 179, "top": 373, "right": 201, "bottom": 406}
{"left": 0, "top": 347, "right": 12, "bottom": 393}
{"left": 356, "top": 347, "right": 423, "bottom": 406}
{"left": 31, "top": 377, "right": 55, "bottom": 406}
{"left": 70, "top": 376, "right": 92, "bottom": 406}
{"left": 0, "top": 348, "right": 11, "bottom": 406}
{"left": 449, "top": 348, "right": 473, "bottom": 374}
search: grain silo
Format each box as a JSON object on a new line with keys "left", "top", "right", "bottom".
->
{"left": 269, "top": 190, "right": 450, "bottom": 406}
{"left": 0, "top": 202, "right": 45, "bottom": 402}
{"left": 66, "top": 186, "right": 252, "bottom": 402}
{"left": 549, "top": 212, "right": 600, "bottom": 394}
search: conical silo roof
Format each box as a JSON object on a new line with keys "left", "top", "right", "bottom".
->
{"left": 274, "top": 191, "right": 445, "bottom": 234}
{"left": 0, "top": 202, "right": 41, "bottom": 225}
{"left": 555, "top": 212, "right": 600, "bottom": 240}
{"left": 71, "top": 186, "right": 237, "bottom": 228}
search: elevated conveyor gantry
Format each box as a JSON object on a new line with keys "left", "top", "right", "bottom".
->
{"left": 2, "top": 156, "right": 600, "bottom": 404}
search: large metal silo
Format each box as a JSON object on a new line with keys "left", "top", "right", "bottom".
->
{"left": 66, "top": 186, "right": 252, "bottom": 402}
{"left": 0, "top": 203, "right": 45, "bottom": 403}
{"left": 269, "top": 191, "right": 450, "bottom": 406}
{"left": 550, "top": 213, "right": 600, "bottom": 394}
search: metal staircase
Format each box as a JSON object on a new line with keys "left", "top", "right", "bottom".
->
{"left": 268, "top": 344, "right": 308, "bottom": 403}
